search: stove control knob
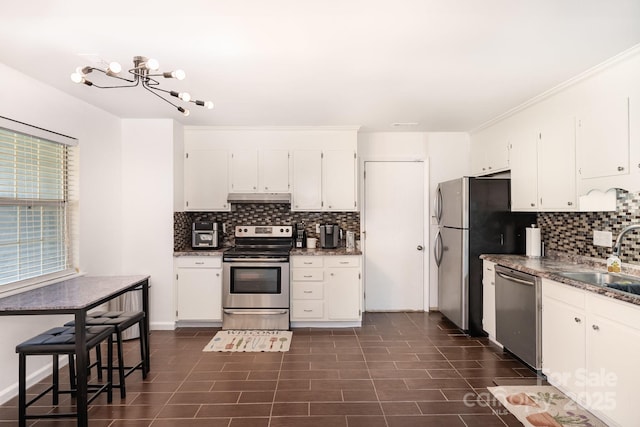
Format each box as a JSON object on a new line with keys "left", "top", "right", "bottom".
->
{"left": 280, "top": 228, "right": 284, "bottom": 232}
{"left": 244, "top": 228, "right": 248, "bottom": 232}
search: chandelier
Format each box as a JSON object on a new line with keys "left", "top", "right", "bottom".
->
{"left": 70, "top": 56, "right": 214, "bottom": 116}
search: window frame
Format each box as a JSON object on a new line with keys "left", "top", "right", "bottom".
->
{"left": 0, "top": 116, "right": 78, "bottom": 294}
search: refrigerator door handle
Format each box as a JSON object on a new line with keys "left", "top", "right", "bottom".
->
{"left": 433, "top": 230, "right": 443, "bottom": 267}
{"left": 434, "top": 186, "right": 443, "bottom": 224}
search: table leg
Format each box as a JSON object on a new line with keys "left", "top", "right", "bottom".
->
{"left": 141, "top": 279, "right": 150, "bottom": 372}
{"left": 74, "top": 310, "right": 88, "bottom": 427}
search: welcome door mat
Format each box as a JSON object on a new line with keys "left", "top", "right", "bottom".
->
{"left": 203, "top": 330, "right": 292, "bottom": 352}
{"left": 488, "top": 385, "right": 607, "bottom": 427}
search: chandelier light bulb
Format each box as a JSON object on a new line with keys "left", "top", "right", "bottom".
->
{"left": 179, "top": 92, "right": 191, "bottom": 102}
{"left": 108, "top": 61, "right": 122, "bottom": 74}
{"left": 146, "top": 58, "right": 160, "bottom": 71}
{"left": 173, "top": 69, "right": 186, "bottom": 80}
{"left": 205, "top": 101, "right": 214, "bottom": 109}
{"left": 70, "top": 72, "right": 84, "bottom": 83}
{"left": 178, "top": 106, "right": 190, "bottom": 116}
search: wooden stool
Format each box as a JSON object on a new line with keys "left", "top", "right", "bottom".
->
{"left": 16, "top": 325, "right": 114, "bottom": 427}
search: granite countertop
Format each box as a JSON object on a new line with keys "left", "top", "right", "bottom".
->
{"left": 481, "top": 251, "right": 640, "bottom": 306}
{"left": 174, "top": 248, "right": 228, "bottom": 257}
{"left": 0, "top": 275, "right": 149, "bottom": 312}
{"left": 174, "top": 247, "right": 362, "bottom": 256}
{"left": 290, "top": 247, "right": 362, "bottom": 256}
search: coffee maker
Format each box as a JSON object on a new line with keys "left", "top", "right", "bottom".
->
{"left": 294, "top": 222, "right": 307, "bottom": 248}
{"left": 320, "top": 224, "right": 340, "bottom": 249}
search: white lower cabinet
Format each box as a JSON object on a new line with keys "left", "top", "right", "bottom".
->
{"left": 174, "top": 256, "right": 222, "bottom": 322}
{"left": 481, "top": 260, "right": 498, "bottom": 343}
{"left": 541, "top": 279, "right": 586, "bottom": 399}
{"left": 542, "top": 278, "right": 640, "bottom": 427}
{"left": 290, "top": 255, "right": 361, "bottom": 324}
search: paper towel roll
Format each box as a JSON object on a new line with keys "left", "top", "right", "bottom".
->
{"left": 526, "top": 226, "right": 541, "bottom": 258}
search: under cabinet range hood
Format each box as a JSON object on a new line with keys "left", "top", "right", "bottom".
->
{"left": 227, "top": 193, "right": 291, "bottom": 204}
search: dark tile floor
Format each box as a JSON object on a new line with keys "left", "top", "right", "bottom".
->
{"left": 0, "top": 312, "right": 542, "bottom": 426}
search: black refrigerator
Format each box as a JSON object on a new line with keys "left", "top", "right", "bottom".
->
{"left": 434, "top": 177, "right": 535, "bottom": 336}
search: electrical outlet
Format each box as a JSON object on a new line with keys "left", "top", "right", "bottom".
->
{"left": 593, "top": 230, "right": 613, "bottom": 247}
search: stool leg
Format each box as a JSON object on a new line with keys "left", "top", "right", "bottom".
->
{"left": 107, "top": 334, "right": 113, "bottom": 403}
{"left": 68, "top": 354, "right": 77, "bottom": 397}
{"left": 52, "top": 355, "right": 59, "bottom": 405}
{"left": 95, "top": 343, "right": 103, "bottom": 380}
{"left": 115, "top": 329, "right": 126, "bottom": 398}
{"left": 18, "top": 353, "right": 26, "bottom": 427}
{"left": 139, "top": 319, "right": 148, "bottom": 378}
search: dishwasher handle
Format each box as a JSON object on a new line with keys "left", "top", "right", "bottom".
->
{"left": 496, "top": 271, "right": 536, "bottom": 287}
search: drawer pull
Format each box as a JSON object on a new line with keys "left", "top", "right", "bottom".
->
{"left": 303, "top": 309, "right": 313, "bottom": 312}
{"left": 303, "top": 262, "right": 313, "bottom": 265}
{"left": 303, "top": 290, "right": 313, "bottom": 293}
{"left": 195, "top": 262, "right": 205, "bottom": 265}
{"left": 592, "top": 324, "right": 600, "bottom": 331}
{"left": 303, "top": 275, "right": 313, "bottom": 278}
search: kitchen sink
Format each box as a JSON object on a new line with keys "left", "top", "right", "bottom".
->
{"left": 556, "top": 271, "right": 640, "bottom": 294}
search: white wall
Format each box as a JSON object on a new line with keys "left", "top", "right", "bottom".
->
{"left": 357, "top": 132, "right": 470, "bottom": 311}
{"left": 0, "top": 63, "right": 123, "bottom": 403}
{"left": 121, "top": 120, "right": 181, "bottom": 330}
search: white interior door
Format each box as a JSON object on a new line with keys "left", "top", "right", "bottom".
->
{"left": 364, "top": 161, "right": 426, "bottom": 311}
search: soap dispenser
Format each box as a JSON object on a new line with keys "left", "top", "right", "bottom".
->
{"left": 607, "top": 254, "right": 621, "bottom": 273}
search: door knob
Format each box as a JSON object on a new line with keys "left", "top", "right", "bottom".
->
{"left": 417, "top": 245, "right": 424, "bottom": 251}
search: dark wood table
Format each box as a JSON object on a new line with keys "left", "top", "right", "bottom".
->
{"left": 0, "top": 275, "right": 150, "bottom": 427}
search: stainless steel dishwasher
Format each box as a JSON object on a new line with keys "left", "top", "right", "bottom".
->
{"left": 495, "top": 265, "right": 541, "bottom": 370}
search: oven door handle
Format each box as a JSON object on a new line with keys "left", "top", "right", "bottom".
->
{"left": 223, "top": 257, "right": 289, "bottom": 263}
{"left": 223, "top": 309, "right": 289, "bottom": 315}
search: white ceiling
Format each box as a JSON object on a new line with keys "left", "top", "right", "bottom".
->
{"left": 2, "top": 0, "right": 640, "bottom": 132}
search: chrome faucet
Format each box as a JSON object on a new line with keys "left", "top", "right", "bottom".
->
{"left": 612, "top": 224, "right": 640, "bottom": 257}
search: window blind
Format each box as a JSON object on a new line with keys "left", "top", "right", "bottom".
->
{"left": 0, "top": 124, "right": 77, "bottom": 287}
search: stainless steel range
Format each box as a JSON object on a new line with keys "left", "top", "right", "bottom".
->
{"left": 222, "top": 225, "right": 292, "bottom": 330}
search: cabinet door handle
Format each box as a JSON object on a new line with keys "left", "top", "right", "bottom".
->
{"left": 530, "top": 203, "right": 535, "bottom": 207}
{"left": 618, "top": 166, "right": 624, "bottom": 172}
{"left": 574, "top": 317, "right": 581, "bottom": 323}
{"left": 567, "top": 201, "right": 573, "bottom": 206}
{"left": 592, "top": 324, "right": 600, "bottom": 331}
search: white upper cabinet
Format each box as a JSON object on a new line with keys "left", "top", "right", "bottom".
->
{"left": 537, "top": 114, "right": 577, "bottom": 210}
{"left": 184, "top": 149, "right": 229, "bottom": 211}
{"left": 292, "top": 149, "right": 358, "bottom": 212}
{"left": 574, "top": 52, "right": 640, "bottom": 193}
{"left": 259, "top": 150, "right": 290, "bottom": 192}
{"left": 292, "top": 150, "right": 323, "bottom": 210}
{"left": 509, "top": 126, "right": 539, "bottom": 211}
{"left": 230, "top": 149, "right": 290, "bottom": 193}
{"left": 510, "top": 113, "right": 577, "bottom": 212}
{"left": 323, "top": 150, "right": 357, "bottom": 211}
{"left": 471, "top": 126, "right": 510, "bottom": 176}
{"left": 230, "top": 149, "right": 258, "bottom": 192}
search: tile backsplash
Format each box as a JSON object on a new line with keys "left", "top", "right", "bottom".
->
{"left": 174, "top": 204, "right": 360, "bottom": 251}
{"left": 538, "top": 190, "right": 640, "bottom": 265}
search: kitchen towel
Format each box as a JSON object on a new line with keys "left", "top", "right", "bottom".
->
{"left": 203, "top": 330, "right": 292, "bottom": 352}
{"left": 526, "top": 225, "right": 541, "bottom": 258}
